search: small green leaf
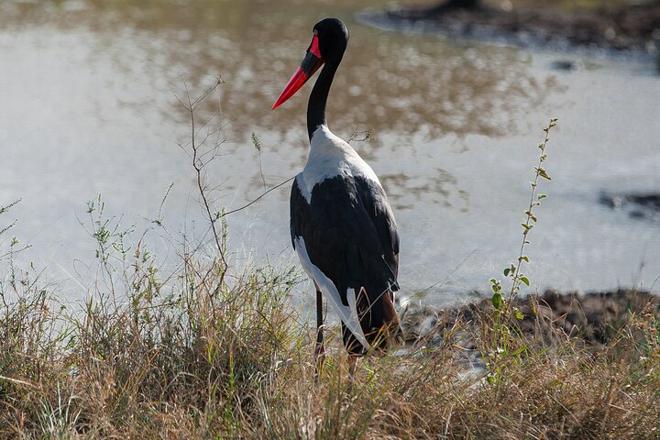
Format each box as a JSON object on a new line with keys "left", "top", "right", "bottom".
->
{"left": 519, "top": 276, "right": 530, "bottom": 286}
{"left": 537, "top": 168, "right": 552, "bottom": 180}
{"left": 519, "top": 256, "right": 529, "bottom": 263}
{"left": 504, "top": 268, "right": 510, "bottom": 276}
{"left": 537, "top": 194, "right": 547, "bottom": 200}
{"left": 513, "top": 307, "right": 524, "bottom": 320}
{"left": 492, "top": 292, "right": 503, "bottom": 310}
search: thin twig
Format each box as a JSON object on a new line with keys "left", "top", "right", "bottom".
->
{"left": 221, "top": 177, "right": 295, "bottom": 218}
{"left": 182, "top": 79, "right": 228, "bottom": 287}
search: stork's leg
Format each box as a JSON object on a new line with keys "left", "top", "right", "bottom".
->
{"left": 347, "top": 355, "right": 358, "bottom": 382}
{"left": 347, "top": 355, "right": 359, "bottom": 393}
{"left": 314, "top": 284, "right": 325, "bottom": 379}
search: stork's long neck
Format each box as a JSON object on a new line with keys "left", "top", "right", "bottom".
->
{"left": 307, "top": 61, "right": 339, "bottom": 140}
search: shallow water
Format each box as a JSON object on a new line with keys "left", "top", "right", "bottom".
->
{"left": 0, "top": 0, "right": 659, "bottom": 307}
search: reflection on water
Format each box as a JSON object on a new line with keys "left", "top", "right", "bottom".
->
{"left": 0, "top": 0, "right": 555, "bottom": 142}
{"left": 381, "top": 170, "right": 468, "bottom": 211}
{"left": 0, "top": 0, "right": 659, "bottom": 305}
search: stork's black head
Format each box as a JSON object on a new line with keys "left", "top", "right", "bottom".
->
{"left": 313, "top": 18, "right": 349, "bottom": 65}
{"left": 272, "top": 17, "right": 349, "bottom": 109}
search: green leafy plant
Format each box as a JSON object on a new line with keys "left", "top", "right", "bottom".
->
{"left": 487, "top": 117, "right": 558, "bottom": 383}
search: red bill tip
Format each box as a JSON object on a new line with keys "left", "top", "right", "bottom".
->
{"left": 272, "top": 67, "right": 309, "bottom": 110}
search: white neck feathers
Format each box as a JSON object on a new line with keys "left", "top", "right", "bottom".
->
{"left": 295, "top": 125, "right": 380, "bottom": 204}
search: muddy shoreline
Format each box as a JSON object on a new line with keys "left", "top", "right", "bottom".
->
{"left": 361, "top": 1, "right": 660, "bottom": 58}
{"left": 402, "top": 289, "right": 659, "bottom": 348}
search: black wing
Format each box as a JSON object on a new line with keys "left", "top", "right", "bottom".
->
{"left": 290, "top": 174, "right": 399, "bottom": 306}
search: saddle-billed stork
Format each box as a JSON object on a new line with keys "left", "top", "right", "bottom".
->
{"left": 272, "top": 18, "right": 402, "bottom": 372}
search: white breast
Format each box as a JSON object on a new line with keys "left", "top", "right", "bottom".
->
{"left": 296, "top": 125, "right": 381, "bottom": 204}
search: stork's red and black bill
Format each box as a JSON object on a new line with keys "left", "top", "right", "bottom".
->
{"left": 272, "top": 34, "right": 324, "bottom": 109}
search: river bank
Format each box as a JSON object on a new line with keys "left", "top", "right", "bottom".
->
{"left": 403, "top": 288, "right": 659, "bottom": 348}
{"left": 361, "top": 0, "right": 660, "bottom": 59}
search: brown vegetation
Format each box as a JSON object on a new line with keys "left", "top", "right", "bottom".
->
{"left": 1, "top": 257, "right": 657, "bottom": 438}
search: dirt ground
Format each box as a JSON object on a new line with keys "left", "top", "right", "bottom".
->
{"left": 402, "top": 289, "right": 659, "bottom": 348}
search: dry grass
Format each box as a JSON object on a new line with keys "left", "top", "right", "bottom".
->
{"left": 0, "top": 248, "right": 657, "bottom": 439}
